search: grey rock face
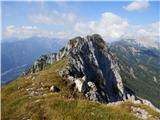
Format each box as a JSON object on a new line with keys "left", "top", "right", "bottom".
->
{"left": 60, "top": 34, "right": 128, "bottom": 102}
{"left": 85, "top": 81, "right": 102, "bottom": 101}
{"left": 28, "top": 53, "right": 57, "bottom": 73}
{"left": 27, "top": 34, "right": 132, "bottom": 103}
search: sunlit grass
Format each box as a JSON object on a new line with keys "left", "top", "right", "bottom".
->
{"left": 2, "top": 57, "right": 160, "bottom": 120}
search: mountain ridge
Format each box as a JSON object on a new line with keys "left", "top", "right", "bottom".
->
{"left": 2, "top": 34, "right": 160, "bottom": 120}
{"left": 110, "top": 39, "right": 160, "bottom": 108}
{"left": 26, "top": 34, "right": 159, "bottom": 108}
{"left": 27, "top": 34, "right": 134, "bottom": 103}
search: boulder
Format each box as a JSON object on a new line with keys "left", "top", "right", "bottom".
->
{"left": 74, "top": 78, "right": 84, "bottom": 92}
{"left": 85, "top": 91, "right": 102, "bottom": 102}
{"left": 127, "top": 94, "right": 136, "bottom": 102}
{"left": 74, "top": 78, "right": 88, "bottom": 92}
{"left": 131, "top": 106, "right": 151, "bottom": 120}
{"left": 88, "top": 81, "right": 97, "bottom": 91}
{"left": 50, "top": 85, "right": 60, "bottom": 92}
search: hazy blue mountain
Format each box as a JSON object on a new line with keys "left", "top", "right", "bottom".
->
{"left": 110, "top": 39, "right": 160, "bottom": 108}
{"left": 1, "top": 37, "right": 65, "bottom": 85}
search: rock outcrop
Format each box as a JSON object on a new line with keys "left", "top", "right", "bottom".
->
{"left": 27, "top": 34, "right": 135, "bottom": 103}
{"left": 28, "top": 53, "right": 57, "bottom": 73}
{"left": 50, "top": 85, "right": 60, "bottom": 92}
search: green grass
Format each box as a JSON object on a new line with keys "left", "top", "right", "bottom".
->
{"left": 2, "top": 57, "right": 160, "bottom": 120}
{"left": 120, "top": 102, "right": 160, "bottom": 118}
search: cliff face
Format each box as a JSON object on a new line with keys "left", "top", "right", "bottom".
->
{"left": 28, "top": 34, "right": 132, "bottom": 102}
{"left": 61, "top": 34, "right": 128, "bottom": 102}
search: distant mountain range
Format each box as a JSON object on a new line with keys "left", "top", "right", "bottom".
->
{"left": 1, "top": 37, "right": 65, "bottom": 85}
{"left": 110, "top": 39, "right": 160, "bottom": 108}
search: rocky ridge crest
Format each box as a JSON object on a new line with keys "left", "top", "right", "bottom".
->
{"left": 26, "top": 34, "right": 160, "bottom": 112}
{"left": 27, "top": 34, "right": 135, "bottom": 103}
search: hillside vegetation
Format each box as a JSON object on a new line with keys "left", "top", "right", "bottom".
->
{"left": 2, "top": 58, "right": 160, "bottom": 120}
{"left": 110, "top": 40, "right": 160, "bottom": 108}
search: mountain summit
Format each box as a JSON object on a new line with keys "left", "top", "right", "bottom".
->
{"left": 27, "top": 34, "right": 137, "bottom": 103}
{"left": 2, "top": 34, "right": 160, "bottom": 120}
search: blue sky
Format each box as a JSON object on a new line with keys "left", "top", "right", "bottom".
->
{"left": 2, "top": 1, "right": 160, "bottom": 47}
{"left": 2, "top": 1, "right": 159, "bottom": 27}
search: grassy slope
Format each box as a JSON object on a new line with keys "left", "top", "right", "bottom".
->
{"left": 1, "top": 58, "right": 160, "bottom": 120}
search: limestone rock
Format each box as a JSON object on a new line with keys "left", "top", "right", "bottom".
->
{"left": 85, "top": 91, "right": 102, "bottom": 102}
{"left": 28, "top": 53, "right": 57, "bottom": 73}
{"left": 25, "top": 34, "right": 136, "bottom": 103}
{"left": 74, "top": 78, "right": 87, "bottom": 92}
{"left": 142, "top": 99, "right": 160, "bottom": 113}
{"left": 88, "top": 81, "right": 97, "bottom": 91}
{"left": 50, "top": 85, "right": 60, "bottom": 92}
{"left": 131, "top": 106, "right": 151, "bottom": 120}
{"left": 60, "top": 34, "right": 128, "bottom": 102}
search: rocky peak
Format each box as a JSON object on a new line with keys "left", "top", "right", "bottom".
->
{"left": 61, "top": 34, "right": 127, "bottom": 102}
{"left": 27, "top": 34, "right": 133, "bottom": 103}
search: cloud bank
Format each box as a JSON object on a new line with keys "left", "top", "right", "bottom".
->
{"left": 29, "top": 10, "right": 78, "bottom": 26}
{"left": 74, "top": 12, "right": 129, "bottom": 41}
{"left": 3, "top": 25, "right": 73, "bottom": 39}
{"left": 123, "top": 0, "right": 150, "bottom": 11}
{"left": 2, "top": 10, "right": 159, "bottom": 48}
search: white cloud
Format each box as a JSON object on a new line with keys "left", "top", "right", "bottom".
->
{"left": 3, "top": 11, "right": 159, "bottom": 48}
{"left": 29, "top": 14, "right": 53, "bottom": 24}
{"left": 29, "top": 10, "right": 78, "bottom": 26}
{"left": 3, "top": 25, "right": 38, "bottom": 39}
{"left": 2, "top": 25, "right": 72, "bottom": 40}
{"left": 74, "top": 12, "right": 159, "bottom": 48}
{"left": 124, "top": 22, "right": 160, "bottom": 48}
{"left": 130, "top": 22, "right": 159, "bottom": 40}
{"left": 74, "top": 12, "right": 129, "bottom": 41}
{"left": 123, "top": 0, "right": 149, "bottom": 11}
